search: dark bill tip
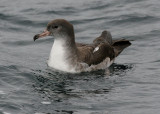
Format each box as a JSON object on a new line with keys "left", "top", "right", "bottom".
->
{"left": 33, "top": 34, "right": 40, "bottom": 41}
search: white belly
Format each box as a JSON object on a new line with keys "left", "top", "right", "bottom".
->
{"left": 47, "top": 39, "right": 114, "bottom": 73}
{"left": 47, "top": 39, "right": 72, "bottom": 72}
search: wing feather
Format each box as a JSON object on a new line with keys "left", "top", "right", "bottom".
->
{"left": 77, "top": 42, "right": 115, "bottom": 66}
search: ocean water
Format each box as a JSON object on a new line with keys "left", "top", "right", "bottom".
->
{"left": 0, "top": 0, "right": 160, "bottom": 114}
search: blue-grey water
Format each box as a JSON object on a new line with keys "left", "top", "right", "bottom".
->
{"left": 0, "top": 0, "right": 160, "bottom": 114}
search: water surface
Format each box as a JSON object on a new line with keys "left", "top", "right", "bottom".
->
{"left": 0, "top": 0, "right": 160, "bottom": 114}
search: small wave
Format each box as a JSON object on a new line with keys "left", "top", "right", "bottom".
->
{"left": 38, "top": 6, "right": 78, "bottom": 16}
{"left": 0, "top": 65, "right": 20, "bottom": 72}
{"left": 70, "top": 16, "right": 109, "bottom": 25}
{"left": 21, "top": 8, "right": 35, "bottom": 13}
{"left": 12, "top": 19, "right": 47, "bottom": 28}
{"left": 0, "top": 13, "right": 47, "bottom": 28}
{"left": 2, "top": 40, "right": 34, "bottom": 47}
{"left": 109, "top": 63, "right": 133, "bottom": 76}
{"left": 109, "top": 14, "right": 159, "bottom": 25}
{"left": 83, "top": 2, "right": 111, "bottom": 11}
{"left": 2, "top": 38, "right": 53, "bottom": 47}
{"left": 39, "top": 9, "right": 76, "bottom": 16}
{"left": 0, "top": 13, "right": 13, "bottom": 21}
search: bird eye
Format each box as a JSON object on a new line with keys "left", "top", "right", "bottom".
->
{"left": 52, "top": 25, "right": 58, "bottom": 29}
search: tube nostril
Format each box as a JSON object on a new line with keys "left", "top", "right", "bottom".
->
{"left": 47, "top": 25, "right": 51, "bottom": 31}
{"left": 33, "top": 34, "right": 40, "bottom": 41}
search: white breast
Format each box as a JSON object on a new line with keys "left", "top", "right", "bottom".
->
{"left": 47, "top": 39, "right": 72, "bottom": 72}
{"left": 47, "top": 39, "right": 114, "bottom": 73}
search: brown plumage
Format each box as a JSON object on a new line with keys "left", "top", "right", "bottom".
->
{"left": 112, "top": 39, "right": 131, "bottom": 57}
{"left": 76, "top": 30, "right": 131, "bottom": 66}
{"left": 33, "top": 19, "right": 132, "bottom": 73}
{"left": 77, "top": 42, "right": 114, "bottom": 66}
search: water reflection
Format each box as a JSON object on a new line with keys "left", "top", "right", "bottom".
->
{"left": 109, "top": 63, "right": 133, "bottom": 76}
{"left": 32, "top": 63, "right": 133, "bottom": 102}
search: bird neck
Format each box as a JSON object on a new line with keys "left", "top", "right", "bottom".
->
{"left": 52, "top": 35, "right": 78, "bottom": 57}
{"left": 48, "top": 36, "right": 78, "bottom": 71}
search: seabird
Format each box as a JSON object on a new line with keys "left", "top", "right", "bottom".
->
{"left": 33, "top": 19, "right": 131, "bottom": 73}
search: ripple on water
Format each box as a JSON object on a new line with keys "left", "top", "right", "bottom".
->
{"left": 109, "top": 14, "right": 159, "bottom": 25}
{"left": 35, "top": 113, "right": 46, "bottom": 114}
{"left": 0, "top": 90, "right": 6, "bottom": 95}
{"left": 41, "top": 101, "right": 51, "bottom": 105}
{"left": 0, "top": 13, "right": 47, "bottom": 29}
{"left": 1, "top": 0, "right": 160, "bottom": 113}
{"left": 31, "top": 63, "right": 133, "bottom": 105}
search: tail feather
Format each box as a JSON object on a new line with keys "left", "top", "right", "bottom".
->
{"left": 93, "top": 31, "right": 132, "bottom": 57}
{"left": 112, "top": 39, "right": 132, "bottom": 57}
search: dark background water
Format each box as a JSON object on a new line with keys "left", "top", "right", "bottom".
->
{"left": 0, "top": 0, "right": 160, "bottom": 114}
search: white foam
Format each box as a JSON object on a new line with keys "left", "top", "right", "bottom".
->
{"left": 0, "top": 90, "right": 5, "bottom": 94}
{"left": 3, "top": 112, "right": 11, "bottom": 114}
{"left": 41, "top": 101, "right": 51, "bottom": 105}
{"left": 35, "top": 113, "right": 46, "bottom": 114}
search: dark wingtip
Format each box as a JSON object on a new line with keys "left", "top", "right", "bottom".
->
{"left": 33, "top": 34, "right": 39, "bottom": 41}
